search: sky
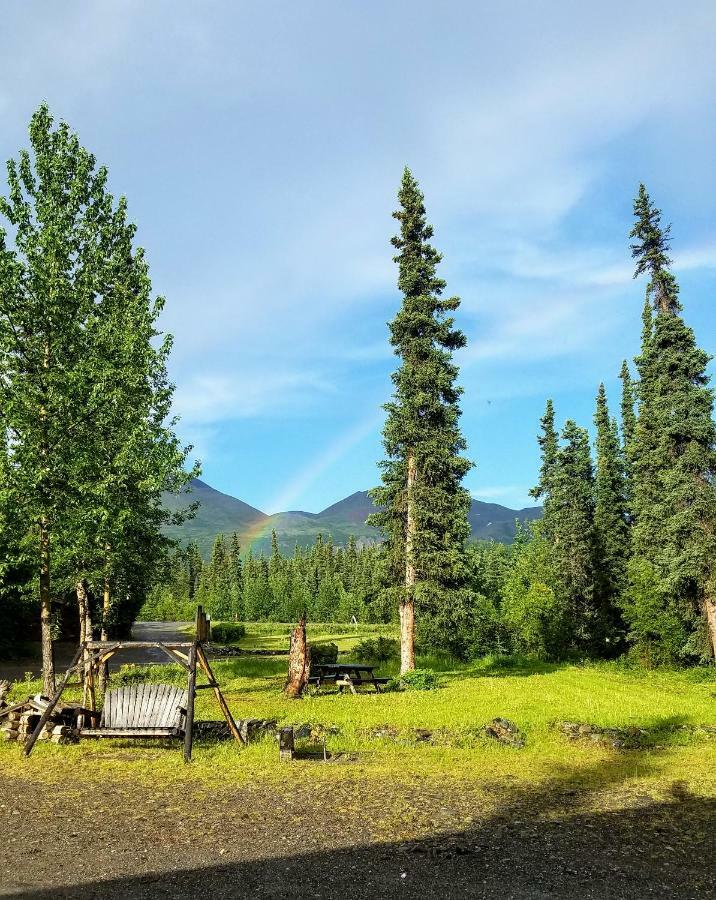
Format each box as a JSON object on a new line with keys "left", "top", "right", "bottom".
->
{"left": 2, "top": 2, "right": 715, "bottom": 514}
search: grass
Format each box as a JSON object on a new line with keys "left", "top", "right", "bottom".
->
{"left": 2, "top": 623, "right": 715, "bottom": 814}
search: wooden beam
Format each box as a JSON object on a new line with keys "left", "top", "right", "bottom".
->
{"left": 196, "top": 644, "right": 245, "bottom": 745}
{"left": 79, "top": 727, "right": 181, "bottom": 738}
{"left": 84, "top": 641, "right": 193, "bottom": 649}
{"left": 23, "top": 648, "right": 83, "bottom": 757}
{"left": 158, "top": 646, "right": 191, "bottom": 670}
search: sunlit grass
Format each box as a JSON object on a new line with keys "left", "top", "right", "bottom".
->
{"left": 3, "top": 623, "right": 715, "bottom": 805}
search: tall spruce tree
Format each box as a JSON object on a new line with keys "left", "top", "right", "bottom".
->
{"left": 593, "top": 384, "right": 628, "bottom": 646}
{"left": 529, "top": 399, "right": 558, "bottom": 525}
{"left": 369, "top": 168, "right": 472, "bottom": 671}
{"left": 627, "top": 185, "right": 716, "bottom": 662}
{"left": 549, "top": 420, "right": 597, "bottom": 650}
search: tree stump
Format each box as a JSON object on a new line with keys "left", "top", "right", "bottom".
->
{"left": 284, "top": 615, "right": 310, "bottom": 699}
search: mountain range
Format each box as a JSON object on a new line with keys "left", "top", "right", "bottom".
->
{"left": 164, "top": 479, "right": 542, "bottom": 557}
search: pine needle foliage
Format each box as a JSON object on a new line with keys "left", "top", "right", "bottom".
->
{"left": 625, "top": 184, "right": 716, "bottom": 663}
{"left": 369, "top": 168, "right": 473, "bottom": 663}
{"left": 593, "top": 384, "right": 628, "bottom": 647}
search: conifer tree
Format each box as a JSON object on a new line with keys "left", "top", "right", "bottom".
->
{"left": 369, "top": 168, "right": 472, "bottom": 672}
{"left": 619, "top": 361, "right": 637, "bottom": 456}
{"left": 593, "top": 384, "right": 628, "bottom": 645}
{"left": 627, "top": 185, "right": 716, "bottom": 661}
{"left": 529, "top": 399, "right": 558, "bottom": 528}
{"left": 549, "top": 420, "right": 597, "bottom": 650}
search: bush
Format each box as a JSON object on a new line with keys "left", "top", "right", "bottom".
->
{"left": 211, "top": 622, "right": 246, "bottom": 644}
{"left": 309, "top": 642, "right": 338, "bottom": 665}
{"left": 620, "top": 558, "right": 694, "bottom": 666}
{"left": 502, "top": 580, "right": 567, "bottom": 660}
{"left": 352, "top": 636, "right": 400, "bottom": 663}
{"left": 387, "top": 668, "right": 440, "bottom": 692}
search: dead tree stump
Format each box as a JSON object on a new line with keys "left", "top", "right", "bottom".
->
{"left": 284, "top": 614, "right": 310, "bottom": 699}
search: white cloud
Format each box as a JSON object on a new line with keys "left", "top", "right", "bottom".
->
{"left": 173, "top": 369, "right": 334, "bottom": 425}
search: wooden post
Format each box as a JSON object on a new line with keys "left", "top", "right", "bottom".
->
{"left": 195, "top": 644, "right": 245, "bottom": 744}
{"left": 279, "top": 727, "right": 294, "bottom": 761}
{"left": 23, "top": 648, "right": 82, "bottom": 757}
{"left": 183, "top": 643, "right": 197, "bottom": 763}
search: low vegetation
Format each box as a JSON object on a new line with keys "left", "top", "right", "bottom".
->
{"left": 3, "top": 624, "right": 714, "bottom": 813}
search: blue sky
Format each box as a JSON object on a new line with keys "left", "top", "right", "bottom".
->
{"left": 2, "top": 2, "right": 715, "bottom": 513}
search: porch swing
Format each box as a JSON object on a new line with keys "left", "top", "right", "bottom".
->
{"left": 23, "top": 607, "right": 244, "bottom": 761}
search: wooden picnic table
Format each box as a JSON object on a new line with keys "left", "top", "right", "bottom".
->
{"left": 309, "top": 663, "right": 388, "bottom": 694}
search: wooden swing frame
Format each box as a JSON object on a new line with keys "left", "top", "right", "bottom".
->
{"left": 23, "top": 607, "right": 244, "bottom": 762}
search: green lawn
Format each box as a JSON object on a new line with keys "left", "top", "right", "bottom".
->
{"left": 3, "top": 623, "right": 715, "bottom": 822}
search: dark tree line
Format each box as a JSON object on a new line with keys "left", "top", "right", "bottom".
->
{"left": 140, "top": 532, "right": 390, "bottom": 625}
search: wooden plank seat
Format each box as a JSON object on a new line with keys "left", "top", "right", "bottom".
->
{"left": 79, "top": 684, "right": 188, "bottom": 739}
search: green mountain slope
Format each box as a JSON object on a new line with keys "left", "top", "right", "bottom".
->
{"left": 164, "top": 480, "right": 541, "bottom": 556}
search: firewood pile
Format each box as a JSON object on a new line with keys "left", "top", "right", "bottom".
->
{"left": 0, "top": 684, "right": 82, "bottom": 745}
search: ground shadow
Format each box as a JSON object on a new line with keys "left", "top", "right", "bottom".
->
{"left": 4, "top": 720, "right": 713, "bottom": 899}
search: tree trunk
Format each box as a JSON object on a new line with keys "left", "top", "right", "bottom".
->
{"left": 98, "top": 562, "right": 111, "bottom": 694}
{"left": 402, "top": 450, "right": 417, "bottom": 674}
{"left": 77, "top": 579, "right": 91, "bottom": 643}
{"left": 39, "top": 519, "right": 55, "bottom": 697}
{"left": 704, "top": 595, "right": 716, "bottom": 662}
{"left": 101, "top": 567, "right": 111, "bottom": 641}
{"left": 285, "top": 614, "right": 310, "bottom": 698}
{"left": 76, "top": 579, "right": 97, "bottom": 719}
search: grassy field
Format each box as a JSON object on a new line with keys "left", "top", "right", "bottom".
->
{"left": 2, "top": 622, "right": 715, "bottom": 821}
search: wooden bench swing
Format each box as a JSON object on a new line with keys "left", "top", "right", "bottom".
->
{"left": 23, "top": 607, "right": 243, "bottom": 762}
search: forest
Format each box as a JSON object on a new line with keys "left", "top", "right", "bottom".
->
{"left": 1, "top": 107, "right": 715, "bottom": 694}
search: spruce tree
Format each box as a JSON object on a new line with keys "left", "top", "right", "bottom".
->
{"left": 619, "top": 361, "right": 637, "bottom": 456}
{"left": 529, "top": 399, "right": 558, "bottom": 528}
{"left": 549, "top": 420, "right": 597, "bottom": 650}
{"left": 369, "top": 168, "right": 472, "bottom": 671}
{"left": 627, "top": 185, "right": 716, "bottom": 662}
{"left": 593, "top": 384, "right": 628, "bottom": 647}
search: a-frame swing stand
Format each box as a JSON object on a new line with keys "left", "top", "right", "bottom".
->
{"left": 24, "top": 607, "right": 244, "bottom": 762}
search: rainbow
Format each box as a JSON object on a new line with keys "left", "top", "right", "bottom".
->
{"left": 240, "top": 409, "right": 383, "bottom": 554}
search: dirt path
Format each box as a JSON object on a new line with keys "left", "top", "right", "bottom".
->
{"left": 0, "top": 622, "right": 190, "bottom": 682}
{"left": 0, "top": 772, "right": 713, "bottom": 899}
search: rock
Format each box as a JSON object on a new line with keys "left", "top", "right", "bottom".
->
{"left": 484, "top": 718, "right": 525, "bottom": 748}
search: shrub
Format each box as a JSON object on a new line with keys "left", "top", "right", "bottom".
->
{"left": 308, "top": 642, "right": 338, "bottom": 665}
{"left": 620, "top": 558, "right": 693, "bottom": 666}
{"left": 502, "top": 580, "right": 567, "bottom": 660}
{"left": 211, "top": 622, "right": 246, "bottom": 644}
{"left": 352, "top": 636, "right": 400, "bottom": 663}
{"left": 387, "top": 668, "right": 440, "bottom": 692}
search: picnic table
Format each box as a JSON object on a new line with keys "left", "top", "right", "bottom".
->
{"left": 308, "top": 663, "right": 388, "bottom": 694}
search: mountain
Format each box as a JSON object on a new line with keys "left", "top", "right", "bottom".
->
{"left": 164, "top": 480, "right": 541, "bottom": 557}
{"left": 163, "top": 479, "right": 268, "bottom": 551}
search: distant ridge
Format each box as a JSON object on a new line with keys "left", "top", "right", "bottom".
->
{"left": 164, "top": 480, "right": 541, "bottom": 557}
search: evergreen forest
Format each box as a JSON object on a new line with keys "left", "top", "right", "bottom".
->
{"left": 2, "top": 109, "right": 715, "bottom": 682}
